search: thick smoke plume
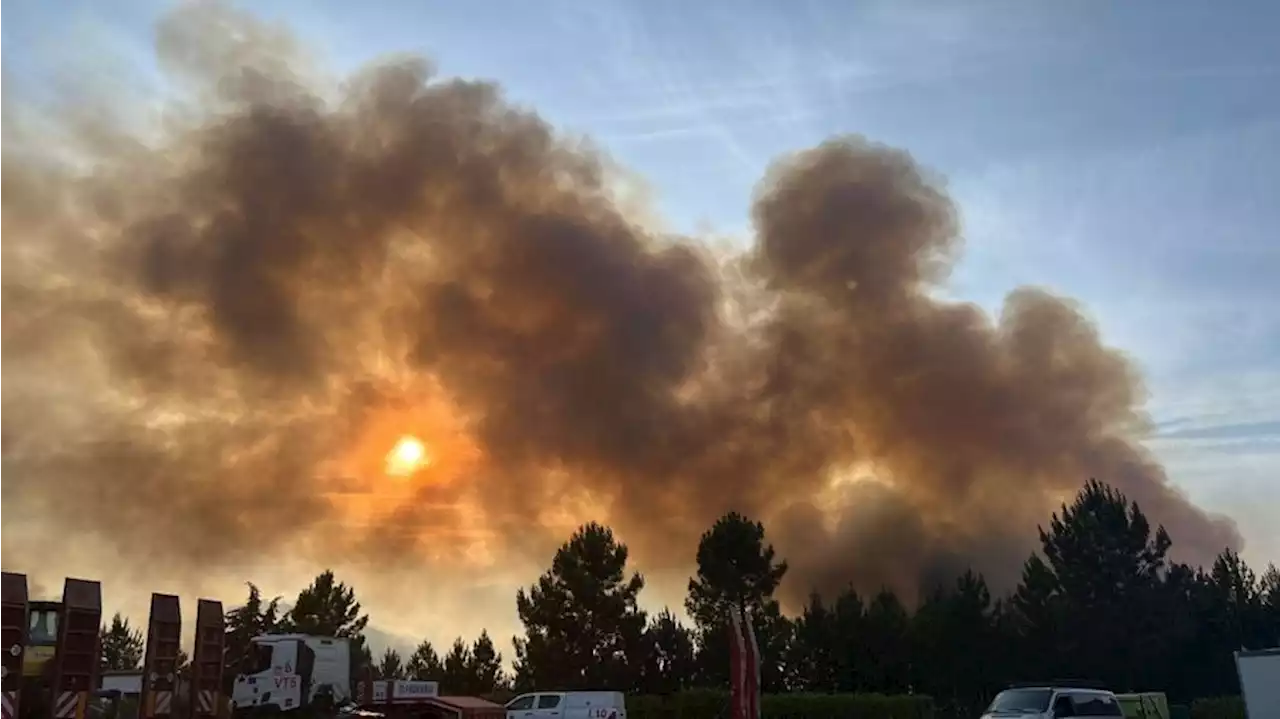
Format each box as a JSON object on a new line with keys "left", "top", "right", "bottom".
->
{"left": 2, "top": 1, "right": 1240, "bottom": 606}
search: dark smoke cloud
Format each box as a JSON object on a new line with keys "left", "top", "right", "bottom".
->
{"left": 1, "top": 1, "right": 1241, "bottom": 607}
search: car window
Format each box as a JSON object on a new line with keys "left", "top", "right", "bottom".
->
{"left": 1074, "top": 696, "right": 1122, "bottom": 717}
{"left": 1053, "top": 695, "right": 1076, "bottom": 717}
{"left": 536, "top": 695, "right": 562, "bottom": 709}
{"left": 508, "top": 695, "right": 536, "bottom": 711}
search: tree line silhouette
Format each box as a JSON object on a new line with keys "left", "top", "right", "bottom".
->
{"left": 100, "top": 480, "right": 1278, "bottom": 713}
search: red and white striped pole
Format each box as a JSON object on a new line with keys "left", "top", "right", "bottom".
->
{"left": 728, "top": 605, "right": 760, "bottom": 719}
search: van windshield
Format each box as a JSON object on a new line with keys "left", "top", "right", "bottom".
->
{"left": 987, "top": 689, "right": 1053, "bottom": 714}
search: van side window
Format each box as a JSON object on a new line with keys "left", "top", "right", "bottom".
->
{"left": 536, "top": 696, "right": 562, "bottom": 710}
{"left": 508, "top": 696, "right": 536, "bottom": 711}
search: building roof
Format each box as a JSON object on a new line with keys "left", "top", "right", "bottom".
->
{"left": 433, "top": 696, "right": 503, "bottom": 710}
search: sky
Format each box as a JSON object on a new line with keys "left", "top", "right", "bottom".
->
{"left": 3, "top": 0, "right": 1278, "bottom": 654}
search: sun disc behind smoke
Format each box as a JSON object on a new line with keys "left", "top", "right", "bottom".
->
{"left": 385, "top": 435, "right": 431, "bottom": 477}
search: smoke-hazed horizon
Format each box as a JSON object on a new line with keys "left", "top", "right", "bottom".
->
{"left": 1, "top": 1, "right": 1242, "bottom": 610}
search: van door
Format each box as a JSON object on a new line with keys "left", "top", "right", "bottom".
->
{"left": 563, "top": 693, "right": 622, "bottom": 719}
{"left": 533, "top": 693, "right": 564, "bottom": 719}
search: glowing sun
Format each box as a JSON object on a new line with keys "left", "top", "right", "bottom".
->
{"left": 385, "top": 435, "right": 432, "bottom": 477}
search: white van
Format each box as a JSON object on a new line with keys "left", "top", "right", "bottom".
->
{"left": 505, "top": 691, "right": 626, "bottom": 719}
{"left": 981, "top": 686, "right": 1123, "bottom": 719}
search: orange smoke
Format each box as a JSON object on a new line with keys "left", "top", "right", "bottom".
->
{"left": 0, "top": 1, "right": 1241, "bottom": 605}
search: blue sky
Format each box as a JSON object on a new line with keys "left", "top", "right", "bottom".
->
{"left": 5, "top": 0, "right": 1278, "bottom": 575}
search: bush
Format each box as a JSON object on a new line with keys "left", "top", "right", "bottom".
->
{"left": 1189, "top": 697, "right": 1245, "bottom": 719}
{"left": 627, "top": 689, "right": 934, "bottom": 719}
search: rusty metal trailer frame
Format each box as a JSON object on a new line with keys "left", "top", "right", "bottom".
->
{"left": 50, "top": 578, "right": 102, "bottom": 719}
{"left": 1, "top": 573, "right": 29, "bottom": 719}
{"left": 189, "top": 599, "right": 225, "bottom": 719}
{"left": 0, "top": 574, "right": 231, "bottom": 719}
{"left": 141, "top": 594, "right": 181, "bottom": 719}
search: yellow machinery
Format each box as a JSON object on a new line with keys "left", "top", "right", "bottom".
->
{"left": 23, "top": 602, "right": 61, "bottom": 680}
{"left": 0, "top": 572, "right": 226, "bottom": 719}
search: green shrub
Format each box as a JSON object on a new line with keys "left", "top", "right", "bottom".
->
{"left": 627, "top": 690, "right": 933, "bottom": 719}
{"left": 1189, "top": 697, "right": 1245, "bottom": 719}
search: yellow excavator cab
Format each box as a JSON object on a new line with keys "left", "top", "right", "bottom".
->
{"left": 23, "top": 602, "right": 60, "bottom": 678}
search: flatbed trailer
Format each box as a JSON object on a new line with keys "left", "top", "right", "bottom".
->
{"left": 1, "top": 571, "right": 228, "bottom": 719}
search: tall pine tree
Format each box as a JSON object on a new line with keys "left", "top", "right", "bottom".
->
{"left": 513, "top": 522, "right": 647, "bottom": 691}
{"left": 223, "top": 583, "right": 281, "bottom": 691}
{"left": 686, "top": 512, "right": 791, "bottom": 691}
{"left": 99, "top": 613, "right": 144, "bottom": 672}
{"left": 284, "top": 571, "right": 371, "bottom": 690}
{"left": 406, "top": 639, "right": 443, "bottom": 680}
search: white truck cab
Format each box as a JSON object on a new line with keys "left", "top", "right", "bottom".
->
{"left": 230, "top": 634, "right": 352, "bottom": 714}
{"left": 1235, "top": 648, "right": 1279, "bottom": 719}
{"left": 505, "top": 692, "right": 626, "bottom": 719}
{"left": 981, "top": 685, "right": 1123, "bottom": 719}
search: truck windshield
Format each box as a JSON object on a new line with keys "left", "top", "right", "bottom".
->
{"left": 245, "top": 644, "right": 275, "bottom": 675}
{"left": 987, "top": 689, "right": 1053, "bottom": 713}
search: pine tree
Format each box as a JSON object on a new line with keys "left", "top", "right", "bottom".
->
{"left": 406, "top": 640, "right": 443, "bottom": 680}
{"left": 513, "top": 522, "right": 647, "bottom": 691}
{"left": 686, "top": 512, "right": 790, "bottom": 691}
{"left": 469, "top": 631, "right": 506, "bottom": 693}
{"left": 223, "top": 583, "right": 282, "bottom": 691}
{"left": 442, "top": 638, "right": 473, "bottom": 693}
{"left": 99, "top": 613, "right": 144, "bottom": 671}
{"left": 376, "top": 648, "right": 405, "bottom": 679}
